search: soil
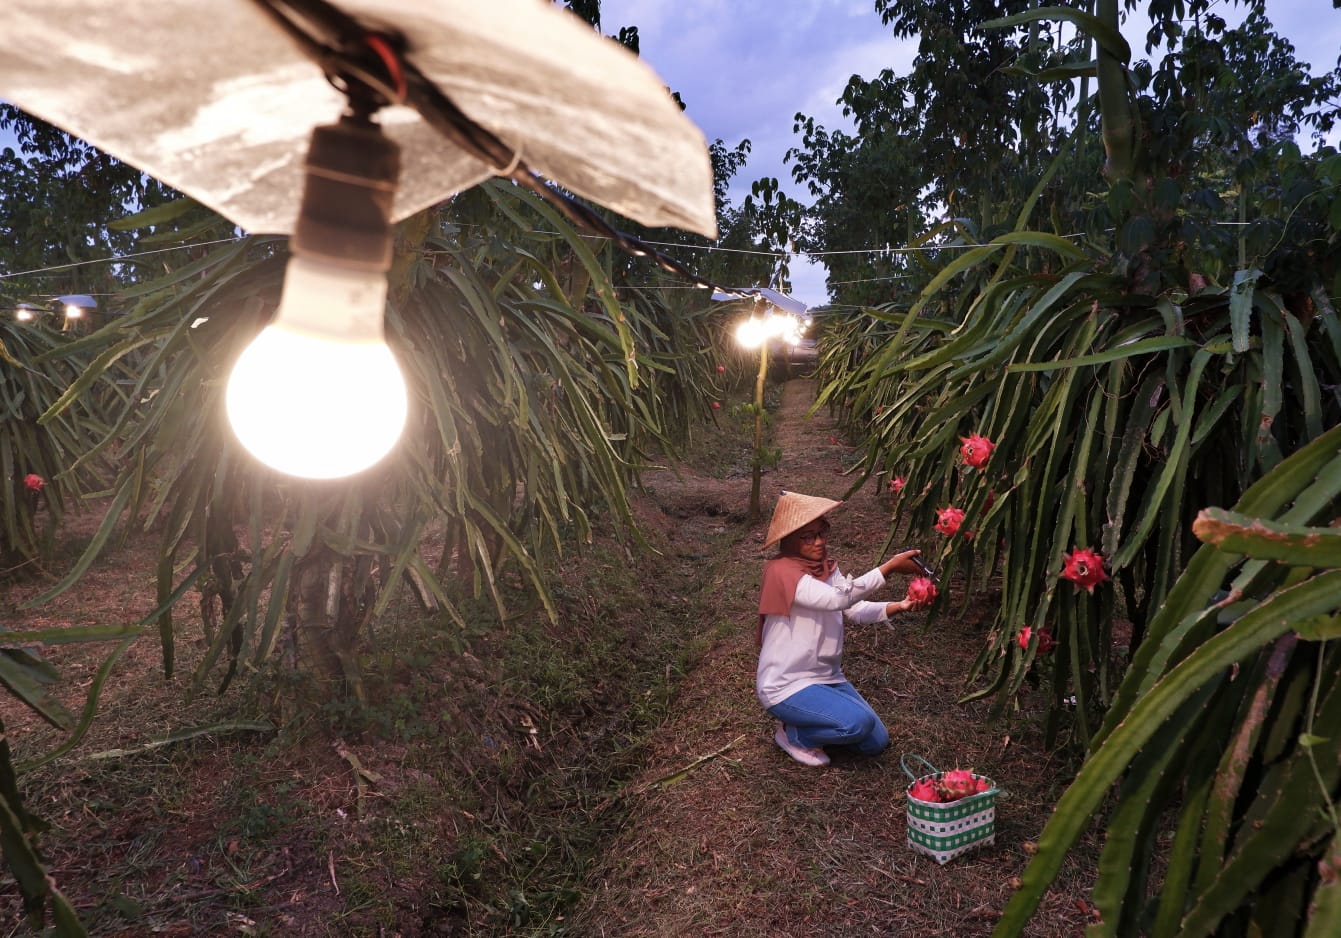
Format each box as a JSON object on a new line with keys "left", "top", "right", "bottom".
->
{"left": 1, "top": 376, "right": 1100, "bottom": 937}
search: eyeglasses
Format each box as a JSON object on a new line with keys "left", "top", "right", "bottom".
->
{"left": 796, "top": 528, "right": 829, "bottom": 544}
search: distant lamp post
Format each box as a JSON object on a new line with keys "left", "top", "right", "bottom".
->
{"left": 734, "top": 306, "right": 805, "bottom": 520}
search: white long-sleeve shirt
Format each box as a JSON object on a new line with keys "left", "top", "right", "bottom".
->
{"left": 755, "top": 565, "right": 891, "bottom": 708}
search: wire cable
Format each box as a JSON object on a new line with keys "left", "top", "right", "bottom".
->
{"left": 249, "top": 0, "right": 764, "bottom": 301}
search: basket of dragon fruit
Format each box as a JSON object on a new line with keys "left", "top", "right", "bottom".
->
{"left": 900, "top": 754, "right": 1000, "bottom": 864}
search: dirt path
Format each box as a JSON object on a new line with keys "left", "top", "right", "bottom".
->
{"left": 569, "top": 377, "right": 1097, "bottom": 938}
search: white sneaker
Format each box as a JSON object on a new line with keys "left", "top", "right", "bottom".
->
{"left": 774, "top": 723, "right": 829, "bottom": 767}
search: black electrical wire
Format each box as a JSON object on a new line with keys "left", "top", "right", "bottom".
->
{"left": 249, "top": 0, "right": 763, "bottom": 302}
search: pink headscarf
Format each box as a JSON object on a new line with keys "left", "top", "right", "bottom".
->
{"left": 755, "top": 540, "right": 837, "bottom": 646}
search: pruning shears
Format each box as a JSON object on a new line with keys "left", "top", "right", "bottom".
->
{"left": 897, "top": 547, "right": 939, "bottom": 581}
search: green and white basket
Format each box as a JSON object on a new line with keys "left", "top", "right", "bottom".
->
{"left": 901, "top": 754, "right": 1001, "bottom": 865}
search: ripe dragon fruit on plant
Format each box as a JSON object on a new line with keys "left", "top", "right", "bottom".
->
{"left": 906, "top": 576, "right": 938, "bottom": 605}
{"left": 1017, "top": 625, "right": 1057, "bottom": 654}
{"left": 959, "top": 433, "right": 995, "bottom": 469}
{"left": 1062, "top": 547, "right": 1109, "bottom": 593}
{"left": 934, "top": 506, "right": 965, "bottom": 536}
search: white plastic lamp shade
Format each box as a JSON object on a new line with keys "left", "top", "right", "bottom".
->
{"left": 0, "top": 1, "right": 717, "bottom": 240}
{"left": 226, "top": 256, "right": 408, "bottom": 479}
{"left": 57, "top": 293, "right": 97, "bottom": 318}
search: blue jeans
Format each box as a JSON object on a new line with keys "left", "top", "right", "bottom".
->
{"left": 767, "top": 681, "right": 889, "bottom": 756}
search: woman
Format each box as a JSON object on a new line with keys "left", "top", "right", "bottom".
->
{"left": 756, "top": 490, "right": 932, "bottom": 767}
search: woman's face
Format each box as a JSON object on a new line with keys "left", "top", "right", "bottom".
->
{"left": 787, "top": 519, "right": 831, "bottom": 561}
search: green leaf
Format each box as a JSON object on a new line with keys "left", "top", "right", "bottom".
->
{"left": 1229, "top": 268, "right": 1261, "bottom": 353}
{"left": 106, "top": 197, "right": 198, "bottom": 230}
{"left": 1295, "top": 616, "right": 1341, "bottom": 642}
{"left": 1007, "top": 335, "right": 1194, "bottom": 372}
{"left": 1192, "top": 508, "right": 1341, "bottom": 567}
{"left": 981, "top": 6, "right": 1130, "bottom": 63}
{"left": 0, "top": 648, "right": 72, "bottom": 729}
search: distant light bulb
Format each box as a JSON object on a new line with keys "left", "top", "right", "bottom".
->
{"left": 226, "top": 256, "right": 407, "bottom": 479}
{"left": 63, "top": 304, "right": 83, "bottom": 318}
{"left": 16, "top": 308, "right": 35, "bottom": 322}
{"left": 736, "top": 317, "right": 767, "bottom": 349}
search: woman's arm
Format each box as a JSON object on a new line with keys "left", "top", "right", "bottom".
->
{"left": 791, "top": 567, "right": 886, "bottom": 611}
{"left": 878, "top": 549, "right": 926, "bottom": 578}
{"left": 846, "top": 597, "right": 924, "bottom": 624}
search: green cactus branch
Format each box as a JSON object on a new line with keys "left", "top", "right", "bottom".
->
{"left": 1192, "top": 508, "right": 1341, "bottom": 567}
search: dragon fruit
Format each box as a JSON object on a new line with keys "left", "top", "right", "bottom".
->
{"left": 907, "top": 779, "right": 939, "bottom": 802}
{"left": 908, "top": 769, "right": 993, "bottom": 803}
{"left": 1017, "top": 626, "right": 1057, "bottom": 654}
{"left": 937, "top": 768, "right": 979, "bottom": 802}
{"left": 889, "top": 475, "right": 906, "bottom": 493}
{"left": 960, "top": 433, "right": 995, "bottom": 469}
{"left": 906, "top": 576, "right": 938, "bottom": 605}
{"left": 934, "top": 506, "right": 965, "bottom": 537}
{"left": 1062, "top": 547, "right": 1109, "bottom": 593}
{"left": 24, "top": 473, "right": 44, "bottom": 491}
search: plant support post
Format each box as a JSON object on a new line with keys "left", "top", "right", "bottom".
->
{"left": 750, "top": 339, "right": 768, "bottom": 519}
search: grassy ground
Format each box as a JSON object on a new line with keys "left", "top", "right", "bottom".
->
{"left": 1, "top": 375, "right": 1101, "bottom": 936}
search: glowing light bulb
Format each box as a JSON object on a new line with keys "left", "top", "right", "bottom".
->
{"left": 226, "top": 256, "right": 407, "bottom": 478}
{"left": 735, "top": 316, "right": 767, "bottom": 349}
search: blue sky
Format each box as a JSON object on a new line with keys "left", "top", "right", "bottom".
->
{"left": 600, "top": 0, "right": 1341, "bottom": 307}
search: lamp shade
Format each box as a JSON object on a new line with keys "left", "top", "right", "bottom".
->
{"left": 0, "top": 0, "right": 717, "bottom": 239}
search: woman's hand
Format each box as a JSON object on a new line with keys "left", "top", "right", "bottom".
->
{"left": 879, "top": 548, "right": 926, "bottom": 578}
{"left": 884, "top": 599, "right": 917, "bottom": 616}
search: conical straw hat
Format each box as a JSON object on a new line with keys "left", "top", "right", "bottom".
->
{"left": 763, "top": 491, "right": 843, "bottom": 549}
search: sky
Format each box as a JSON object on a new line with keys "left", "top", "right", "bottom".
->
{"left": 599, "top": 0, "right": 1341, "bottom": 308}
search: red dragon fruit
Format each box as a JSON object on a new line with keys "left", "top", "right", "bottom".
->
{"left": 934, "top": 506, "right": 965, "bottom": 537}
{"left": 1062, "top": 547, "right": 1109, "bottom": 593}
{"left": 889, "top": 475, "right": 906, "bottom": 493}
{"left": 909, "top": 769, "right": 993, "bottom": 803}
{"left": 906, "top": 576, "right": 938, "bottom": 605}
{"left": 960, "top": 433, "right": 995, "bottom": 469}
{"left": 23, "top": 473, "right": 45, "bottom": 491}
{"left": 937, "top": 768, "right": 979, "bottom": 802}
{"left": 907, "top": 778, "right": 939, "bottom": 802}
{"left": 1017, "top": 626, "right": 1057, "bottom": 653}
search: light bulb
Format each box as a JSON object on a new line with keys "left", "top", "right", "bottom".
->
{"left": 225, "top": 111, "right": 404, "bottom": 479}
{"left": 226, "top": 256, "right": 407, "bottom": 479}
{"left": 736, "top": 316, "right": 767, "bottom": 349}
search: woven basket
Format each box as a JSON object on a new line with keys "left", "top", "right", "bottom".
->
{"left": 901, "top": 754, "right": 1000, "bottom": 865}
